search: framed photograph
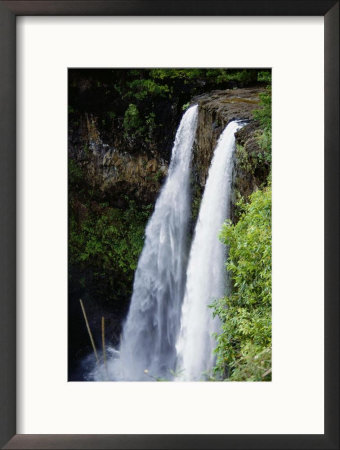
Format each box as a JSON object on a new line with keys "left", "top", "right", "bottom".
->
{"left": 0, "top": 1, "right": 339, "bottom": 449}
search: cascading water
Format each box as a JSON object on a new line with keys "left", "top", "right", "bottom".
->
{"left": 91, "top": 105, "right": 198, "bottom": 381}
{"left": 175, "top": 120, "right": 245, "bottom": 381}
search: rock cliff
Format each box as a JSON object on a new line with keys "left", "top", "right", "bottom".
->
{"left": 190, "top": 87, "right": 269, "bottom": 222}
{"left": 68, "top": 87, "right": 269, "bottom": 379}
{"left": 69, "top": 86, "right": 268, "bottom": 214}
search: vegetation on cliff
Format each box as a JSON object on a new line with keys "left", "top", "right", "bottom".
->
{"left": 68, "top": 158, "right": 153, "bottom": 375}
{"left": 213, "top": 89, "right": 272, "bottom": 381}
{"left": 69, "top": 159, "right": 152, "bottom": 307}
{"left": 68, "top": 68, "right": 272, "bottom": 380}
{"left": 212, "top": 186, "right": 272, "bottom": 381}
{"left": 69, "top": 69, "right": 271, "bottom": 158}
{"left": 253, "top": 87, "right": 272, "bottom": 160}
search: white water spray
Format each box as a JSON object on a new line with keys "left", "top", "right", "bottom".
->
{"left": 175, "top": 120, "right": 244, "bottom": 381}
{"left": 92, "top": 105, "right": 198, "bottom": 381}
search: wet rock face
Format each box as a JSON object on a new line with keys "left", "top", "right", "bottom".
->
{"left": 234, "top": 120, "right": 270, "bottom": 193}
{"left": 69, "top": 86, "right": 268, "bottom": 211}
{"left": 69, "top": 114, "right": 168, "bottom": 206}
{"left": 192, "top": 87, "right": 265, "bottom": 189}
{"left": 191, "top": 87, "right": 269, "bottom": 224}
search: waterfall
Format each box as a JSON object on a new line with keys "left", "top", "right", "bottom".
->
{"left": 93, "top": 105, "right": 198, "bottom": 381}
{"left": 175, "top": 120, "right": 244, "bottom": 381}
{"left": 87, "top": 111, "right": 244, "bottom": 382}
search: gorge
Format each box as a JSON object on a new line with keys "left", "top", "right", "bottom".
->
{"left": 68, "top": 70, "right": 272, "bottom": 382}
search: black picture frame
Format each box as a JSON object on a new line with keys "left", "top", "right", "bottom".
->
{"left": 0, "top": 1, "right": 338, "bottom": 449}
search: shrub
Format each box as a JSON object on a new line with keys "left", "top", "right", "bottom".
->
{"left": 212, "top": 186, "right": 272, "bottom": 381}
{"left": 253, "top": 87, "right": 272, "bottom": 161}
{"left": 69, "top": 159, "right": 153, "bottom": 305}
{"left": 123, "top": 103, "right": 143, "bottom": 136}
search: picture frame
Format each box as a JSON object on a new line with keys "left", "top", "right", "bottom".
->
{"left": 0, "top": 1, "right": 338, "bottom": 448}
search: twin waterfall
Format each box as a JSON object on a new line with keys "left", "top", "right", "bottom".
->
{"left": 175, "top": 121, "right": 244, "bottom": 380}
{"left": 91, "top": 106, "right": 244, "bottom": 381}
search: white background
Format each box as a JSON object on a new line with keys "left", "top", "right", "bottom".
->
{"left": 17, "top": 17, "right": 324, "bottom": 434}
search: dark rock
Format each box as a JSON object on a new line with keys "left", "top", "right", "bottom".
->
{"left": 69, "top": 113, "right": 168, "bottom": 206}
{"left": 69, "top": 87, "right": 267, "bottom": 213}
{"left": 191, "top": 87, "right": 269, "bottom": 224}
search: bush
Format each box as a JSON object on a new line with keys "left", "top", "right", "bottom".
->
{"left": 123, "top": 103, "right": 143, "bottom": 136}
{"left": 69, "top": 159, "right": 153, "bottom": 306}
{"left": 212, "top": 186, "right": 272, "bottom": 381}
{"left": 257, "top": 70, "right": 272, "bottom": 84}
{"left": 253, "top": 87, "right": 272, "bottom": 161}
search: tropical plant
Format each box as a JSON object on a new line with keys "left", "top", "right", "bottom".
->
{"left": 212, "top": 186, "right": 272, "bottom": 381}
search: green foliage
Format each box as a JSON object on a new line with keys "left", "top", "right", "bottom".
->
{"left": 235, "top": 143, "right": 253, "bottom": 173}
{"left": 124, "top": 78, "right": 170, "bottom": 101}
{"left": 145, "top": 112, "right": 156, "bottom": 142}
{"left": 236, "top": 141, "right": 270, "bottom": 180}
{"left": 149, "top": 68, "right": 204, "bottom": 81}
{"left": 206, "top": 69, "right": 258, "bottom": 84}
{"left": 191, "top": 193, "right": 202, "bottom": 226}
{"left": 253, "top": 88, "right": 271, "bottom": 131}
{"left": 150, "top": 68, "right": 258, "bottom": 85}
{"left": 122, "top": 104, "right": 157, "bottom": 142}
{"left": 212, "top": 186, "right": 272, "bottom": 381}
{"left": 253, "top": 87, "right": 272, "bottom": 162}
{"left": 70, "top": 201, "right": 151, "bottom": 274}
{"left": 123, "top": 103, "right": 143, "bottom": 135}
{"left": 69, "top": 68, "right": 272, "bottom": 155}
{"left": 182, "top": 101, "right": 191, "bottom": 111}
{"left": 257, "top": 70, "right": 271, "bottom": 84}
{"left": 68, "top": 158, "right": 83, "bottom": 189}
{"left": 69, "top": 160, "right": 153, "bottom": 304}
